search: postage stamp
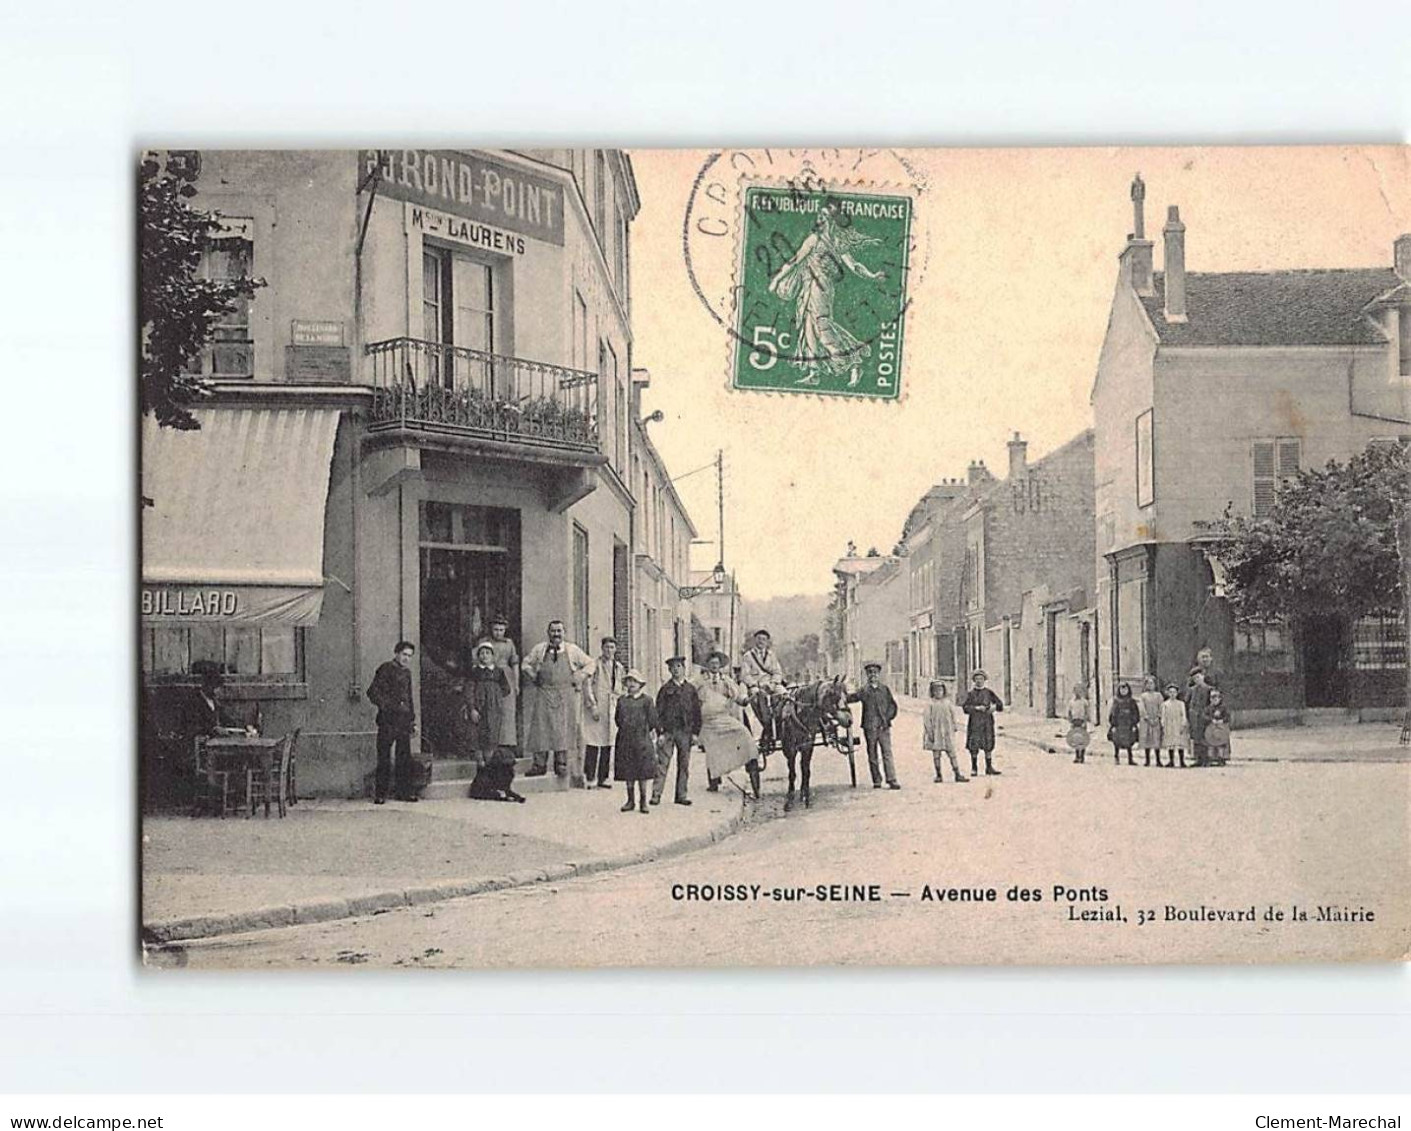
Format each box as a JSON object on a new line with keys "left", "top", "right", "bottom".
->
{"left": 730, "top": 184, "right": 912, "bottom": 399}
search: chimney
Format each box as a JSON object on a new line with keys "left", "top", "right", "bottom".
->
{"left": 1396, "top": 234, "right": 1411, "bottom": 281}
{"left": 1007, "top": 432, "right": 1028, "bottom": 481}
{"left": 1163, "top": 205, "right": 1187, "bottom": 324}
{"left": 1119, "top": 174, "right": 1156, "bottom": 297}
{"left": 966, "top": 460, "right": 984, "bottom": 487}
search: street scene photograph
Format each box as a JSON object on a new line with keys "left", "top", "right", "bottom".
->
{"left": 137, "top": 145, "right": 1411, "bottom": 968}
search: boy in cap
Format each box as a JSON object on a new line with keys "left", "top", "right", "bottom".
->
{"left": 463, "top": 641, "right": 524, "bottom": 802}
{"left": 653, "top": 656, "right": 702, "bottom": 805}
{"left": 847, "top": 661, "right": 901, "bottom": 789}
{"left": 960, "top": 669, "right": 1004, "bottom": 777}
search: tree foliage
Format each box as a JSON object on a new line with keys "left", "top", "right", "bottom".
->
{"left": 824, "top": 583, "right": 845, "bottom": 664}
{"left": 689, "top": 614, "right": 717, "bottom": 666}
{"left": 779, "top": 632, "right": 822, "bottom": 679}
{"left": 139, "top": 150, "right": 264, "bottom": 430}
{"left": 1205, "top": 443, "right": 1409, "bottom": 626}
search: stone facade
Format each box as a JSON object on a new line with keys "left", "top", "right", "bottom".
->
{"left": 1093, "top": 180, "right": 1411, "bottom": 721}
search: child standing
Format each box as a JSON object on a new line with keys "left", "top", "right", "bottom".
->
{"left": 1065, "top": 687, "right": 1091, "bottom": 764}
{"left": 1108, "top": 682, "right": 1140, "bottom": 766}
{"left": 960, "top": 670, "right": 1004, "bottom": 777}
{"left": 463, "top": 641, "right": 523, "bottom": 803}
{"left": 922, "top": 680, "right": 968, "bottom": 783}
{"left": 1203, "top": 688, "right": 1232, "bottom": 765}
{"left": 613, "top": 670, "right": 658, "bottom": 814}
{"left": 1159, "top": 683, "right": 1189, "bottom": 768}
{"left": 1137, "top": 675, "right": 1164, "bottom": 767}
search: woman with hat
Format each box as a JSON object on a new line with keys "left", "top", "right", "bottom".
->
{"left": 613, "top": 670, "right": 658, "bottom": 814}
{"left": 461, "top": 640, "right": 523, "bottom": 802}
{"left": 485, "top": 613, "right": 521, "bottom": 751}
{"left": 695, "top": 649, "right": 761, "bottom": 799}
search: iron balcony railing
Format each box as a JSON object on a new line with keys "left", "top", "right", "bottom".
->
{"left": 364, "top": 337, "right": 600, "bottom": 452}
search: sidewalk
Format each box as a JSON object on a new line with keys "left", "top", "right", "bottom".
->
{"left": 142, "top": 764, "right": 746, "bottom": 944}
{"left": 990, "top": 707, "right": 1409, "bottom": 763}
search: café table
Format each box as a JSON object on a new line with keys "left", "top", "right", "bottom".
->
{"left": 199, "top": 734, "right": 282, "bottom": 817}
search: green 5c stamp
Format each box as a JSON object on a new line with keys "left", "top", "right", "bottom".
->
{"left": 731, "top": 184, "right": 911, "bottom": 399}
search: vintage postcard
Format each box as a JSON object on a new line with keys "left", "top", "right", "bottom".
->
{"left": 138, "top": 145, "right": 1411, "bottom": 968}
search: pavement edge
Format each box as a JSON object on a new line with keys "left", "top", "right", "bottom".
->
{"left": 141, "top": 792, "right": 748, "bottom": 946}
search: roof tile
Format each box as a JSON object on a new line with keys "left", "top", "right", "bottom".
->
{"left": 1139, "top": 269, "right": 1400, "bottom": 347}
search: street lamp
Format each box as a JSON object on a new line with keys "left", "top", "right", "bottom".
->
{"left": 680, "top": 560, "right": 727, "bottom": 599}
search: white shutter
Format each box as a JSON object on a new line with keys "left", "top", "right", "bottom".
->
{"left": 1276, "top": 438, "right": 1301, "bottom": 483}
{"left": 1252, "top": 441, "right": 1277, "bottom": 517}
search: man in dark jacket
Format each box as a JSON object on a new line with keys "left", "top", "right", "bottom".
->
{"left": 847, "top": 661, "right": 901, "bottom": 789}
{"left": 367, "top": 641, "right": 417, "bottom": 803}
{"left": 652, "top": 656, "right": 702, "bottom": 806}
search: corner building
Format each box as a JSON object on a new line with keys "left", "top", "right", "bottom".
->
{"left": 141, "top": 149, "right": 641, "bottom": 795}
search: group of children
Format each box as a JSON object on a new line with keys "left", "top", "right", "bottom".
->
{"left": 916, "top": 665, "right": 1235, "bottom": 780}
{"left": 1065, "top": 671, "right": 1232, "bottom": 768}
{"left": 920, "top": 670, "right": 1006, "bottom": 783}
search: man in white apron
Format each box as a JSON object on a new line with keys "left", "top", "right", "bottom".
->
{"left": 582, "top": 635, "right": 625, "bottom": 789}
{"left": 522, "top": 619, "right": 594, "bottom": 788}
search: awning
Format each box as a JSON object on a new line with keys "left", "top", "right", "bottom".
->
{"left": 141, "top": 407, "right": 341, "bottom": 625}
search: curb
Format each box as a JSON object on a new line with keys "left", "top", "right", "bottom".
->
{"left": 142, "top": 794, "right": 748, "bottom": 945}
{"left": 1001, "top": 730, "right": 1063, "bottom": 755}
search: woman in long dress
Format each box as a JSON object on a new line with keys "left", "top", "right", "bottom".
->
{"left": 694, "top": 650, "right": 760, "bottom": 797}
{"left": 486, "top": 614, "right": 520, "bottom": 749}
{"left": 613, "top": 670, "right": 658, "bottom": 815}
{"left": 768, "top": 205, "right": 886, "bottom": 386}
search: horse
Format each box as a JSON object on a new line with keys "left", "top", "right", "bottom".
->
{"left": 776, "top": 680, "right": 826, "bottom": 811}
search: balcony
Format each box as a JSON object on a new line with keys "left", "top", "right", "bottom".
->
{"left": 364, "top": 338, "right": 600, "bottom": 455}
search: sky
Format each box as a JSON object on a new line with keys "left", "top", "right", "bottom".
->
{"left": 627, "top": 146, "right": 1411, "bottom": 601}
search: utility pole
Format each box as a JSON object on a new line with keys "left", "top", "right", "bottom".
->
{"left": 717, "top": 448, "right": 725, "bottom": 569}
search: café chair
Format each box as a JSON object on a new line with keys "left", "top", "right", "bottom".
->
{"left": 192, "top": 735, "right": 237, "bottom": 818}
{"left": 248, "top": 729, "right": 300, "bottom": 819}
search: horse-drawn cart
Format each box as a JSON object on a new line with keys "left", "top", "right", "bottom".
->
{"left": 754, "top": 679, "right": 860, "bottom": 797}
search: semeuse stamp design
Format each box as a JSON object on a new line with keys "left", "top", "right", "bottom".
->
{"left": 731, "top": 184, "right": 911, "bottom": 399}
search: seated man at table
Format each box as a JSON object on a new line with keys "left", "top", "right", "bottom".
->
{"left": 186, "top": 660, "right": 248, "bottom": 739}
{"left": 183, "top": 660, "right": 253, "bottom": 812}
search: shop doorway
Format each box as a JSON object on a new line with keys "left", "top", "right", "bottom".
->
{"left": 1301, "top": 614, "right": 1349, "bottom": 708}
{"left": 418, "top": 502, "right": 521, "bottom": 757}
{"left": 1044, "top": 610, "right": 1059, "bottom": 717}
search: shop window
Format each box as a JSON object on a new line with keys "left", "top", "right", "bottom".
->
{"left": 142, "top": 626, "right": 304, "bottom": 681}
{"left": 1353, "top": 612, "right": 1407, "bottom": 671}
{"left": 199, "top": 222, "right": 254, "bottom": 378}
{"left": 1233, "top": 618, "right": 1294, "bottom": 672}
{"left": 1252, "top": 438, "right": 1300, "bottom": 518}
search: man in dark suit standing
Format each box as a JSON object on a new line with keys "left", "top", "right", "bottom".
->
{"left": 367, "top": 641, "right": 417, "bottom": 804}
{"left": 652, "top": 656, "right": 702, "bottom": 806}
{"left": 847, "top": 661, "right": 901, "bottom": 790}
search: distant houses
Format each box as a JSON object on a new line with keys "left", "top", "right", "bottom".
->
{"left": 828, "top": 178, "right": 1411, "bottom": 724}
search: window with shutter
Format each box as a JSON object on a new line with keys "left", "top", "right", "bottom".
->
{"left": 1253, "top": 438, "right": 1300, "bottom": 517}
{"left": 1252, "top": 441, "right": 1277, "bottom": 517}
